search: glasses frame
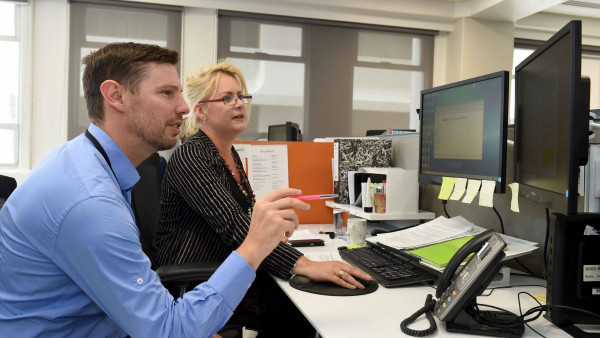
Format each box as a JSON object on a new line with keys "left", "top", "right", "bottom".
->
{"left": 198, "top": 94, "right": 252, "bottom": 106}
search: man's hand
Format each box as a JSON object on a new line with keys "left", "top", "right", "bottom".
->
{"left": 236, "top": 188, "right": 309, "bottom": 270}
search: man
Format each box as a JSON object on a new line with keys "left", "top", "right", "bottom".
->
{"left": 0, "top": 43, "right": 309, "bottom": 337}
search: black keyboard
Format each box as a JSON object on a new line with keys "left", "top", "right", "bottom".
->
{"left": 339, "top": 245, "right": 437, "bottom": 288}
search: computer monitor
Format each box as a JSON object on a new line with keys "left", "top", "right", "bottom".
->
{"left": 513, "top": 20, "right": 590, "bottom": 216}
{"left": 419, "top": 71, "right": 509, "bottom": 193}
{"left": 268, "top": 122, "right": 302, "bottom": 141}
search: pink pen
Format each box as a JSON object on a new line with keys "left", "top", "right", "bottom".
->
{"left": 291, "top": 194, "right": 338, "bottom": 200}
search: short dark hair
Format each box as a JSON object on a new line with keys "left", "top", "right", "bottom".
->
{"left": 81, "top": 42, "right": 179, "bottom": 122}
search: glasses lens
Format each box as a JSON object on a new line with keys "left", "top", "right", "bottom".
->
{"left": 241, "top": 95, "right": 252, "bottom": 104}
{"left": 223, "top": 96, "right": 235, "bottom": 105}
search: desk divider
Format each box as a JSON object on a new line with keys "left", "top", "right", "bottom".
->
{"left": 234, "top": 141, "right": 334, "bottom": 224}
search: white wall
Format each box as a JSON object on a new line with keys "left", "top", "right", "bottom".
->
{"left": 27, "top": 0, "right": 69, "bottom": 182}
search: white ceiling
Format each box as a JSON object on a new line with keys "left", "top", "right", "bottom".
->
{"left": 544, "top": 0, "right": 600, "bottom": 19}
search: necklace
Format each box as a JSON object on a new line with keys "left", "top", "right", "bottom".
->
{"left": 220, "top": 153, "right": 255, "bottom": 217}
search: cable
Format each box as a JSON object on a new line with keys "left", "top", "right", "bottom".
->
{"left": 480, "top": 284, "right": 546, "bottom": 297}
{"left": 400, "top": 294, "right": 437, "bottom": 337}
{"left": 517, "top": 292, "right": 546, "bottom": 338}
{"left": 543, "top": 208, "right": 550, "bottom": 280}
{"left": 492, "top": 206, "right": 505, "bottom": 234}
{"left": 442, "top": 199, "right": 450, "bottom": 218}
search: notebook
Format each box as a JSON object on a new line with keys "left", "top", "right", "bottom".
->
{"left": 406, "top": 236, "right": 474, "bottom": 268}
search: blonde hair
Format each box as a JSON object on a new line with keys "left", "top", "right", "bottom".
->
{"left": 180, "top": 60, "right": 250, "bottom": 142}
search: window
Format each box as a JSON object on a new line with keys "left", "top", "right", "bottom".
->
{"left": 0, "top": 2, "right": 28, "bottom": 167}
{"left": 68, "top": 1, "right": 182, "bottom": 139}
{"left": 218, "top": 12, "right": 434, "bottom": 140}
{"left": 513, "top": 39, "right": 600, "bottom": 123}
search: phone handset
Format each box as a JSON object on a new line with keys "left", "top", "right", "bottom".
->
{"left": 401, "top": 229, "right": 505, "bottom": 337}
{"left": 436, "top": 228, "right": 495, "bottom": 299}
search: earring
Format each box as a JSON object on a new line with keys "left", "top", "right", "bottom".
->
{"left": 203, "top": 118, "right": 207, "bottom": 126}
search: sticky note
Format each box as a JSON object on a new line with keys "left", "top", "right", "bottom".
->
{"left": 461, "top": 180, "right": 481, "bottom": 204}
{"left": 508, "top": 182, "right": 520, "bottom": 212}
{"left": 449, "top": 178, "right": 467, "bottom": 201}
{"left": 438, "top": 177, "right": 455, "bottom": 200}
{"left": 479, "top": 180, "right": 496, "bottom": 207}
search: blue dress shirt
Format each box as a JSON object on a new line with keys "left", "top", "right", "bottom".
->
{"left": 0, "top": 123, "right": 255, "bottom": 337}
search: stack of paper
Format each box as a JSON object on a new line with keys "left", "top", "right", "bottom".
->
{"left": 368, "top": 216, "right": 474, "bottom": 250}
{"left": 367, "top": 216, "right": 538, "bottom": 271}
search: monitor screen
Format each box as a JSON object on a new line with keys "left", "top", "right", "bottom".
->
{"left": 514, "top": 20, "right": 590, "bottom": 215}
{"left": 268, "top": 122, "right": 302, "bottom": 141}
{"left": 419, "top": 71, "right": 509, "bottom": 193}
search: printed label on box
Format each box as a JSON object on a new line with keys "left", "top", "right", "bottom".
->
{"left": 583, "top": 265, "right": 600, "bottom": 282}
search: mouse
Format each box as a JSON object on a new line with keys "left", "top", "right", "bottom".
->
{"left": 371, "top": 228, "right": 388, "bottom": 236}
{"left": 353, "top": 276, "right": 376, "bottom": 287}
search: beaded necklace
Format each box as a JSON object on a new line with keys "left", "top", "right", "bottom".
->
{"left": 220, "top": 153, "right": 255, "bottom": 217}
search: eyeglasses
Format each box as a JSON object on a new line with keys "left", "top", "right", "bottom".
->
{"left": 198, "top": 94, "right": 252, "bottom": 106}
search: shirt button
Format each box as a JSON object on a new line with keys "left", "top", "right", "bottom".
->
{"left": 137, "top": 278, "right": 144, "bottom": 285}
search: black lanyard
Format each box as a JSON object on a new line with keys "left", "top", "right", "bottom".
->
{"left": 85, "top": 130, "right": 119, "bottom": 185}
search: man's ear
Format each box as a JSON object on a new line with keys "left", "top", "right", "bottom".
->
{"left": 99, "top": 80, "right": 125, "bottom": 112}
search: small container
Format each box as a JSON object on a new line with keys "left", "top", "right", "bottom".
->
{"left": 333, "top": 209, "right": 350, "bottom": 240}
{"left": 374, "top": 184, "right": 386, "bottom": 213}
{"left": 347, "top": 218, "right": 367, "bottom": 247}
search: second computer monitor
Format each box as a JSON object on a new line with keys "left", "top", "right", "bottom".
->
{"left": 419, "top": 71, "right": 509, "bottom": 193}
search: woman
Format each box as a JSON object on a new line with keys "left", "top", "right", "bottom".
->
{"left": 152, "top": 61, "right": 369, "bottom": 336}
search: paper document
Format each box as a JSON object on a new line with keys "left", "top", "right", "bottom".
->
{"left": 248, "top": 145, "right": 289, "bottom": 200}
{"left": 379, "top": 217, "right": 540, "bottom": 272}
{"left": 368, "top": 216, "right": 474, "bottom": 250}
{"left": 289, "top": 230, "right": 325, "bottom": 241}
{"left": 304, "top": 251, "right": 344, "bottom": 262}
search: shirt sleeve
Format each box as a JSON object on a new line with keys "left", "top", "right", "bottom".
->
{"left": 167, "top": 145, "right": 302, "bottom": 279}
{"left": 52, "top": 196, "right": 255, "bottom": 338}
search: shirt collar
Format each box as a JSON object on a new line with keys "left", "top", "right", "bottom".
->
{"left": 87, "top": 123, "right": 140, "bottom": 192}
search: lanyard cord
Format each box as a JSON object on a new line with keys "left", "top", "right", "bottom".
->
{"left": 85, "top": 130, "right": 119, "bottom": 185}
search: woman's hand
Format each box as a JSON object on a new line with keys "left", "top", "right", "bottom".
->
{"left": 292, "top": 256, "right": 372, "bottom": 289}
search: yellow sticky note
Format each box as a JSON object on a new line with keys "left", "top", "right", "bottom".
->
{"left": 508, "top": 182, "right": 520, "bottom": 212}
{"left": 462, "top": 179, "right": 481, "bottom": 204}
{"left": 438, "top": 177, "right": 455, "bottom": 200}
{"left": 479, "top": 180, "right": 496, "bottom": 207}
{"left": 449, "top": 178, "right": 467, "bottom": 201}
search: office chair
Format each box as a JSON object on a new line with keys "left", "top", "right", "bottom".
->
{"left": 131, "top": 153, "right": 220, "bottom": 297}
{"left": 132, "top": 153, "right": 254, "bottom": 337}
{"left": 0, "top": 175, "right": 17, "bottom": 209}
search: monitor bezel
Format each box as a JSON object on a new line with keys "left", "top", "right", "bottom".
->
{"left": 418, "top": 70, "right": 509, "bottom": 194}
{"left": 513, "top": 20, "right": 588, "bottom": 216}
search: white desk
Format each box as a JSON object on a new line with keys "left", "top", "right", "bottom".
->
{"left": 275, "top": 224, "right": 570, "bottom": 338}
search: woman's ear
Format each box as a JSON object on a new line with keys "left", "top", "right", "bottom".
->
{"left": 194, "top": 103, "right": 207, "bottom": 122}
{"left": 100, "top": 80, "right": 125, "bottom": 112}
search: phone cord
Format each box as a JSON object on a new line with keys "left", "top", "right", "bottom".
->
{"left": 400, "top": 294, "right": 437, "bottom": 337}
